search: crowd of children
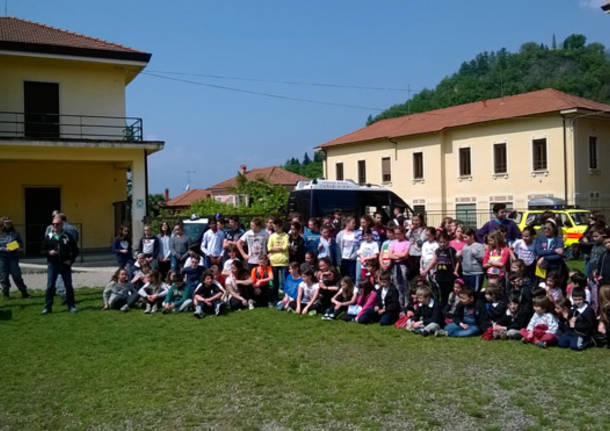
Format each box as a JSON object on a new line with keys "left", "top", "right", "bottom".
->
{"left": 104, "top": 206, "right": 610, "bottom": 351}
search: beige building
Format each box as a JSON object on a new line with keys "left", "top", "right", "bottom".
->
{"left": 317, "top": 89, "right": 610, "bottom": 226}
{"left": 0, "top": 17, "right": 164, "bottom": 253}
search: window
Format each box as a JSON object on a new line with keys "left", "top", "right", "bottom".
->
{"left": 456, "top": 204, "right": 477, "bottom": 228}
{"left": 335, "top": 162, "right": 344, "bottom": 180}
{"left": 381, "top": 157, "right": 391, "bottom": 183}
{"left": 413, "top": 152, "right": 423, "bottom": 179}
{"left": 532, "top": 138, "right": 547, "bottom": 171}
{"left": 413, "top": 204, "right": 426, "bottom": 215}
{"left": 494, "top": 143, "right": 507, "bottom": 174}
{"left": 459, "top": 147, "right": 471, "bottom": 176}
{"left": 357, "top": 160, "right": 366, "bottom": 185}
{"left": 589, "top": 136, "right": 598, "bottom": 170}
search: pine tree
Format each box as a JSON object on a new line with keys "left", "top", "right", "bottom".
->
{"left": 303, "top": 152, "right": 311, "bottom": 165}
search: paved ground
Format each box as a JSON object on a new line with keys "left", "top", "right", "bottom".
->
{"left": 12, "top": 264, "right": 115, "bottom": 291}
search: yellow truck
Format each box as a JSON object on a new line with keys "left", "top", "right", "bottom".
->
{"left": 514, "top": 208, "right": 591, "bottom": 247}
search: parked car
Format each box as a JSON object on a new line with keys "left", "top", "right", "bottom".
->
{"left": 287, "top": 179, "right": 412, "bottom": 224}
{"left": 182, "top": 215, "right": 209, "bottom": 246}
{"left": 513, "top": 208, "right": 591, "bottom": 247}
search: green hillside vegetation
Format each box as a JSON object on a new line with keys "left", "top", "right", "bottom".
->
{"left": 283, "top": 151, "right": 323, "bottom": 178}
{"left": 368, "top": 34, "right": 610, "bottom": 125}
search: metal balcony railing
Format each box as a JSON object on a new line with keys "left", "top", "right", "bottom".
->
{"left": 0, "top": 111, "right": 143, "bottom": 141}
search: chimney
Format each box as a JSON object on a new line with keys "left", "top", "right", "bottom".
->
{"left": 240, "top": 164, "right": 247, "bottom": 174}
{"left": 164, "top": 188, "right": 169, "bottom": 201}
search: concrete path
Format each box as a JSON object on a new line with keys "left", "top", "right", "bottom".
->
{"left": 15, "top": 263, "right": 115, "bottom": 291}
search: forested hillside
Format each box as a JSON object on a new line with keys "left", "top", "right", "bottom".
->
{"left": 367, "top": 34, "right": 610, "bottom": 125}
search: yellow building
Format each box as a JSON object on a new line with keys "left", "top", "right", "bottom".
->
{"left": 0, "top": 17, "right": 164, "bottom": 254}
{"left": 317, "top": 89, "right": 610, "bottom": 226}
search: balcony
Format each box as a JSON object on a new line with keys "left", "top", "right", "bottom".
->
{"left": 0, "top": 111, "right": 143, "bottom": 142}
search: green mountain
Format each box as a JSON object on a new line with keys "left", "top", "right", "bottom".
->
{"left": 368, "top": 34, "right": 610, "bottom": 125}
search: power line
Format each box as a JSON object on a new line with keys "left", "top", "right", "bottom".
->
{"left": 141, "top": 72, "right": 386, "bottom": 111}
{"left": 145, "top": 69, "right": 416, "bottom": 92}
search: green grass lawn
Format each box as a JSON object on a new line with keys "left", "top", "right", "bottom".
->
{"left": 1, "top": 284, "right": 609, "bottom": 430}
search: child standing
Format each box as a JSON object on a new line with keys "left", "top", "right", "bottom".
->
{"left": 510, "top": 226, "right": 537, "bottom": 279}
{"left": 267, "top": 218, "right": 289, "bottom": 305}
{"left": 520, "top": 296, "right": 559, "bottom": 348}
{"left": 379, "top": 226, "right": 395, "bottom": 272}
{"left": 389, "top": 226, "right": 410, "bottom": 309}
{"left": 237, "top": 218, "right": 269, "bottom": 271}
{"left": 358, "top": 229, "right": 380, "bottom": 281}
{"left": 317, "top": 226, "right": 335, "bottom": 265}
{"left": 483, "top": 230, "right": 510, "bottom": 287}
{"left": 459, "top": 228, "right": 485, "bottom": 293}
{"left": 421, "top": 231, "right": 458, "bottom": 307}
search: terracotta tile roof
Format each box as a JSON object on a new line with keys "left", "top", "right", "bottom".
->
{"left": 165, "top": 189, "right": 211, "bottom": 208}
{"left": 319, "top": 89, "right": 610, "bottom": 149}
{"left": 208, "top": 166, "right": 310, "bottom": 192}
{"left": 0, "top": 17, "right": 150, "bottom": 62}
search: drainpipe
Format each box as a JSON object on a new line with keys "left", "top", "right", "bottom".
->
{"left": 562, "top": 115, "right": 568, "bottom": 204}
{"left": 388, "top": 137, "right": 398, "bottom": 160}
{"left": 144, "top": 149, "right": 149, "bottom": 220}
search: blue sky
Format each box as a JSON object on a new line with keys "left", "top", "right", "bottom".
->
{"left": 10, "top": 0, "right": 610, "bottom": 194}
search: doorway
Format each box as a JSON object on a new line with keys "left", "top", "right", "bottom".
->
{"left": 24, "top": 81, "right": 60, "bottom": 138}
{"left": 24, "top": 187, "right": 61, "bottom": 256}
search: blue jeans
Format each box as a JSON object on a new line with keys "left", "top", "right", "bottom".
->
{"left": 392, "top": 261, "right": 409, "bottom": 308}
{"left": 380, "top": 311, "right": 398, "bottom": 326}
{"left": 0, "top": 254, "right": 27, "bottom": 294}
{"left": 271, "top": 266, "right": 287, "bottom": 304}
{"left": 45, "top": 263, "right": 75, "bottom": 310}
{"left": 462, "top": 274, "right": 484, "bottom": 293}
{"left": 445, "top": 322, "right": 480, "bottom": 337}
{"left": 357, "top": 307, "right": 378, "bottom": 324}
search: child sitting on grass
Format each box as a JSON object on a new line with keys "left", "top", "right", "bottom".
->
{"left": 483, "top": 285, "right": 506, "bottom": 326}
{"left": 358, "top": 270, "right": 399, "bottom": 325}
{"left": 353, "top": 280, "right": 378, "bottom": 323}
{"left": 103, "top": 267, "right": 140, "bottom": 312}
{"left": 443, "top": 278, "right": 464, "bottom": 325}
{"left": 520, "top": 295, "right": 559, "bottom": 348}
{"left": 138, "top": 269, "right": 168, "bottom": 314}
{"left": 557, "top": 286, "right": 596, "bottom": 350}
{"left": 406, "top": 286, "right": 443, "bottom": 336}
{"left": 193, "top": 270, "right": 225, "bottom": 318}
{"left": 294, "top": 268, "right": 321, "bottom": 315}
{"left": 491, "top": 293, "right": 531, "bottom": 340}
{"left": 251, "top": 255, "right": 274, "bottom": 307}
{"left": 439, "top": 286, "right": 488, "bottom": 337}
{"left": 222, "top": 245, "right": 240, "bottom": 278}
{"left": 277, "top": 262, "right": 301, "bottom": 311}
{"left": 224, "top": 260, "right": 253, "bottom": 311}
{"left": 323, "top": 276, "right": 356, "bottom": 321}
{"left": 162, "top": 271, "right": 193, "bottom": 313}
{"left": 598, "top": 285, "right": 610, "bottom": 348}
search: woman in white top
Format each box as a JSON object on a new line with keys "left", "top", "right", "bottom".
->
{"left": 336, "top": 217, "right": 358, "bottom": 282}
{"left": 157, "top": 221, "right": 172, "bottom": 277}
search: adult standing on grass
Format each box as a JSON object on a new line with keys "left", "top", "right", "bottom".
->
{"left": 0, "top": 216, "right": 30, "bottom": 299}
{"left": 336, "top": 217, "right": 358, "bottom": 282}
{"left": 169, "top": 224, "right": 189, "bottom": 270}
{"left": 41, "top": 215, "right": 79, "bottom": 314}
{"left": 477, "top": 203, "right": 521, "bottom": 244}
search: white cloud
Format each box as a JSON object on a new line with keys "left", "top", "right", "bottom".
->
{"left": 579, "top": 0, "right": 605, "bottom": 9}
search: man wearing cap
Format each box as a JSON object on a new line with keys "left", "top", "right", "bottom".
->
{"left": 0, "top": 217, "right": 30, "bottom": 299}
{"left": 41, "top": 216, "right": 79, "bottom": 314}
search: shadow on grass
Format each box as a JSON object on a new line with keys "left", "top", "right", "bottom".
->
{"left": 0, "top": 308, "right": 13, "bottom": 320}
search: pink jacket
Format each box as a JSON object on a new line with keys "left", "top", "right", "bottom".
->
{"left": 356, "top": 290, "right": 378, "bottom": 320}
